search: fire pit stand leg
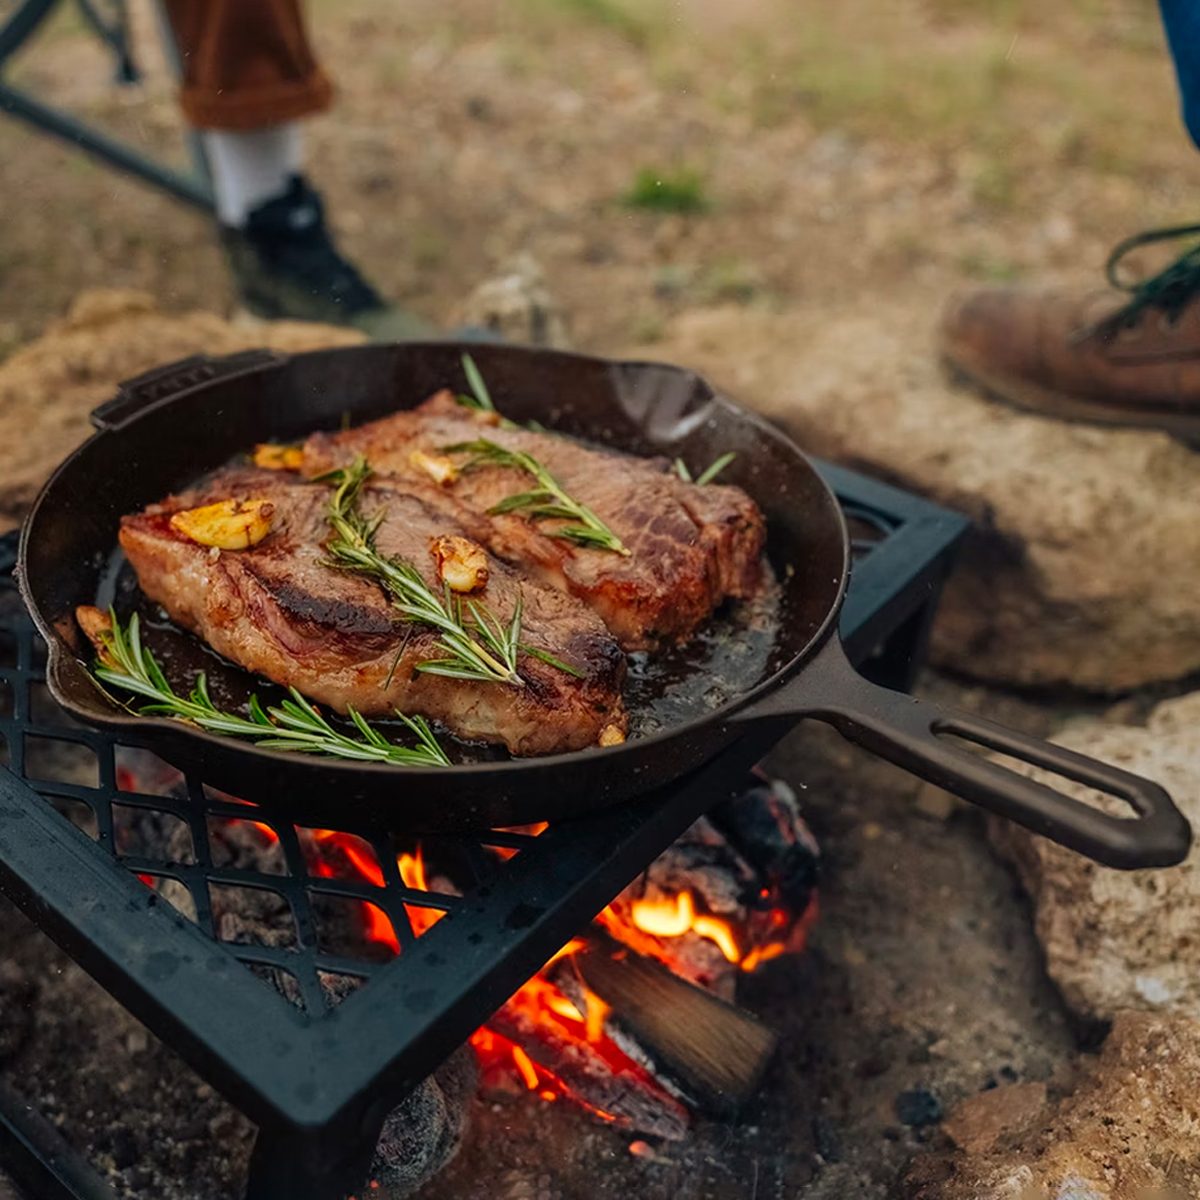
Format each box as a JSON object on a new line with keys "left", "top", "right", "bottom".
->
{"left": 244, "top": 1110, "right": 385, "bottom": 1200}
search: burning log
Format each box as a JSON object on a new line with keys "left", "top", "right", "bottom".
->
{"left": 708, "top": 776, "right": 821, "bottom": 911}
{"left": 599, "top": 776, "right": 819, "bottom": 999}
{"left": 561, "top": 932, "right": 778, "bottom": 1116}
{"left": 481, "top": 988, "right": 691, "bottom": 1141}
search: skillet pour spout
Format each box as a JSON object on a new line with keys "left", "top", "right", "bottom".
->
{"left": 16, "top": 342, "right": 1193, "bottom": 865}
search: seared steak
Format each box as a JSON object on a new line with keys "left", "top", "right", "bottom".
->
{"left": 116, "top": 466, "right": 626, "bottom": 757}
{"left": 301, "top": 391, "right": 766, "bottom": 648}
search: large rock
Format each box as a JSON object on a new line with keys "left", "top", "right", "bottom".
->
{"left": 638, "top": 303, "right": 1200, "bottom": 692}
{"left": 0, "top": 289, "right": 364, "bottom": 531}
{"left": 989, "top": 691, "right": 1200, "bottom": 1025}
{"left": 905, "top": 1011, "right": 1200, "bottom": 1199}
{"left": 454, "top": 253, "right": 570, "bottom": 349}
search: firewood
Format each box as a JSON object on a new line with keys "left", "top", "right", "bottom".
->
{"left": 708, "top": 779, "right": 820, "bottom": 911}
{"left": 486, "top": 1003, "right": 690, "bottom": 1141}
{"left": 568, "top": 931, "right": 778, "bottom": 1115}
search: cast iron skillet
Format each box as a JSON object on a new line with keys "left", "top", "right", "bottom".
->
{"left": 16, "top": 343, "right": 1191, "bottom": 866}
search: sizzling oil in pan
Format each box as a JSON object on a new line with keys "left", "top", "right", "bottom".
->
{"left": 97, "top": 547, "right": 782, "bottom": 766}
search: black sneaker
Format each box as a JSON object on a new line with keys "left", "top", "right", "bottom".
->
{"left": 219, "top": 175, "right": 429, "bottom": 339}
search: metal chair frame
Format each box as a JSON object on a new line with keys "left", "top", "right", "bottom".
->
{"left": 0, "top": 0, "right": 214, "bottom": 212}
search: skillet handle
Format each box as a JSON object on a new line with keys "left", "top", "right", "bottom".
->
{"left": 738, "top": 638, "right": 1191, "bottom": 870}
{"left": 91, "top": 349, "right": 286, "bottom": 432}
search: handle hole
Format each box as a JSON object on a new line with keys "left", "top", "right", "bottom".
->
{"left": 935, "top": 730, "right": 1142, "bottom": 821}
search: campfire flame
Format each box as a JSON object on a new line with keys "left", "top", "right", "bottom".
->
{"left": 124, "top": 768, "right": 813, "bottom": 1135}
{"left": 594, "top": 889, "right": 797, "bottom": 976}
{"left": 626, "top": 890, "right": 742, "bottom": 963}
{"left": 199, "top": 819, "right": 811, "bottom": 1126}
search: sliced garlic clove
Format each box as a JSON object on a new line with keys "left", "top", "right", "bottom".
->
{"left": 430, "top": 535, "right": 490, "bottom": 593}
{"left": 170, "top": 498, "right": 275, "bottom": 550}
{"left": 253, "top": 443, "right": 304, "bottom": 471}
{"left": 409, "top": 448, "right": 459, "bottom": 487}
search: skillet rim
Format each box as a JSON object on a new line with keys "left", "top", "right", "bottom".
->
{"left": 17, "top": 343, "right": 852, "bottom": 778}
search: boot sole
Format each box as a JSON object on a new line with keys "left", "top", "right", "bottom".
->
{"left": 942, "top": 351, "right": 1200, "bottom": 448}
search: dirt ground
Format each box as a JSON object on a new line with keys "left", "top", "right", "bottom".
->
{"left": 0, "top": 1, "right": 1194, "bottom": 1197}
{"left": 1, "top": 0, "right": 1197, "bottom": 364}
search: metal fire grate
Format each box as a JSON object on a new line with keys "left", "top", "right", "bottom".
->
{"left": 0, "top": 462, "right": 967, "bottom": 1200}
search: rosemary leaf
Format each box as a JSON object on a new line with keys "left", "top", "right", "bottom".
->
{"left": 694, "top": 452, "right": 737, "bottom": 486}
{"left": 445, "top": 439, "right": 630, "bottom": 556}
{"left": 520, "top": 645, "right": 585, "bottom": 679}
{"left": 675, "top": 451, "right": 736, "bottom": 486}
{"left": 460, "top": 353, "right": 495, "bottom": 412}
{"left": 91, "top": 609, "right": 449, "bottom": 768}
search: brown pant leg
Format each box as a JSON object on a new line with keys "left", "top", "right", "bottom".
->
{"left": 162, "top": 0, "right": 333, "bottom": 130}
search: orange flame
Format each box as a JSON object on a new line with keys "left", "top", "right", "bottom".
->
{"left": 510, "top": 1044, "right": 540, "bottom": 1091}
{"left": 740, "top": 941, "right": 786, "bottom": 973}
{"left": 312, "top": 829, "right": 383, "bottom": 886}
{"left": 247, "top": 818, "right": 810, "bottom": 1123}
{"left": 307, "top": 830, "right": 399, "bottom": 953}
{"left": 626, "top": 891, "right": 742, "bottom": 964}
{"left": 399, "top": 848, "right": 446, "bottom": 937}
{"left": 583, "top": 988, "right": 609, "bottom": 1044}
{"left": 251, "top": 821, "right": 279, "bottom": 845}
{"left": 488, "top": 821, "right": 550, "bottom": 861}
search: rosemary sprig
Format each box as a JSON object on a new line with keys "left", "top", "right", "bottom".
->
{"left": 322, "top": 458, "right": 525, "bottom": 687}
{"left": 674, "top": 452, "right": 736, "bottom": 486}
{"left": 454, "top": 353, "right": 524, "bottom": 432}
{"left": 445, "top": 439, "right": 631, "bottom": 556}
{"left": 457, "top": 353, "right": 496, "bottom": 413}
{"left": 91, "top": 610, "right": 450, "bottom": 767}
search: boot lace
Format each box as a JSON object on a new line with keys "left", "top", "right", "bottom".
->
{"left": 1080, "top": 221, "right": 1200, "bottom": 340}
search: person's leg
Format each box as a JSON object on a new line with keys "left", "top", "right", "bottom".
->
{"left": 162, "top": 0, "right": 425, "bottom": 336}
{"left": 936, "top": 6, "right": 1200, "bottom": 443}
{"left": 162, "top": 0, "right": 332, "bottom": 131}
{"left": 203, "top": 124, "right": 303, "bottom": 227}
{"left": 1159, "top": 0, "right": 1200, "bottom": 150}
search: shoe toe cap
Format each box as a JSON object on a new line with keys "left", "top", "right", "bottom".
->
{"left": 939, "top": 287, "right": 1043, "bottom": 379}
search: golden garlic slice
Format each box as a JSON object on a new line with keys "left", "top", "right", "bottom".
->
{"left": 170, "top": 498, "right": 275, "bottom": 550}
{"left": 409, "top": 448, "right": 459, "bottom": 487}
{"left": 430, "top": 535, "right": 489, "bottom": 593}
{"left": 253, "top": 443, "right": 305, "bottom": 471}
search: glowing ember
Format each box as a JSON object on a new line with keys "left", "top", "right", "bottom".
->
{"left": 510, "top": 1044, "right": 540, "bottom": 1091}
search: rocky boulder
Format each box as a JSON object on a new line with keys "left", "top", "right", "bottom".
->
{"left": 0, "top": 289, "right": 364, "bottom": 532}
{"left": 905, "top": 1011, "right": 1200, "bottom": 1199}
{"left": 988, "top": 690, "right": 1200, "bottom": 1025}
{"left": 639, "top": 302, "right": 1200, "bottom": 692}
{"left": 454, "top": 253, "right": 570, "bottom": 349}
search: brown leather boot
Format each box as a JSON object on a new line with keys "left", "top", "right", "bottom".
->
{"left": 941, "top": 223, "right": 1200, "bottom": 443}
